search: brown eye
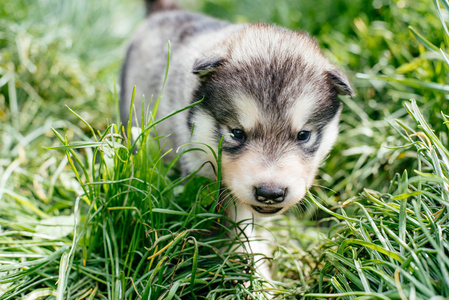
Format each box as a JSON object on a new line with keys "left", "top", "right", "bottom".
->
{"left": 297, "top": 131, "right": 311, "bottom": 142}
{"left": 231, "top": 129, "right": 246, "bottom": 142}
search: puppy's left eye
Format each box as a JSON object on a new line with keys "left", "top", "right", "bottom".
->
{"left": 231, "top": 129, "right": 246, "bottom": 142}
{"left": 297, "top": 131, "right": 311, "bottom": 142}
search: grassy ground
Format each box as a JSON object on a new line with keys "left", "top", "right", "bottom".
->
{"left": 1, "top": 0, "right": 449, "bottom": 299}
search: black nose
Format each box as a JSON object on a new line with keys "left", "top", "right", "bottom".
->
{"left": 255, "top": 186, "right": 286, "bottom": 204}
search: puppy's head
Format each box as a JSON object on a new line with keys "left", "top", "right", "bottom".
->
{"left": 188, "top": 24, "right": 353, "bottom": 216}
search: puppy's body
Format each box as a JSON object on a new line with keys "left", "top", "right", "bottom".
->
{"left": 121, "top": 8, "right": 234, "bottom": 174}
{"left": 121, "top": 0, "right": 353, "bottom": 278}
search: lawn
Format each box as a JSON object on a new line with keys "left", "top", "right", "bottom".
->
{"left": 1, "top": 0, "right": 449, "bottom": 299}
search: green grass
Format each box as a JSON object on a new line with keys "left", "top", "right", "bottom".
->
{"left": 2, "top": 0, "right": 449, "bottom": 299}
{"left": 304, "top": 100, "right": 449, "bottom": 299}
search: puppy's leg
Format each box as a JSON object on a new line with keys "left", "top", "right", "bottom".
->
{"left": 227, "top": 203, "right": 274, "bottom": 282}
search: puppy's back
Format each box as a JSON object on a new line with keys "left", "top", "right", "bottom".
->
{"left": 144, "top": 0, "right": 179, "bottom": 14}
{"left": 120, "top": 4, "right": 229, "bottom": 137}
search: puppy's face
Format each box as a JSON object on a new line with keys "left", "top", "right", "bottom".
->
{"left": 188, "top": 24, "right": 353, "bottom": 216}
{"left": 219, "top": 92, "right": 342, "bottom": 216}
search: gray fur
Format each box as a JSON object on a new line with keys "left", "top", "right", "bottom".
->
{"left": 144, "top": 0, "right": 179, "bottom": 14}
{"left": 120, "top": 4, "right": 355, "bottom": 242}
{"left": 121, "top": 9, "right": 233, "bottom": 173}
{"left": 121, "top": 9, "right": 352, "bottom": 174}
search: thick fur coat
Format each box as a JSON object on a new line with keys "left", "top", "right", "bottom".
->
{"left": 121, "top": 0, "right": 353, "bottom": 279}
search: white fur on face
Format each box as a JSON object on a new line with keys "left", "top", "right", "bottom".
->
{"left": 234, "top": 93, "right": 263, "bottom": 131}
{"left": 221, "top": 149, "right": 310, "bottom": 216}
{"left": 288, "top": 84, "right": 323, "bottom": 131}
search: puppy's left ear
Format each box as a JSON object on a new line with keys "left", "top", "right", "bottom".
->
{"left": 192, "top": 56, "right": 225, "bottom": 78}
{"left": 327, "top": 69, "right": 355, "bottom": 97}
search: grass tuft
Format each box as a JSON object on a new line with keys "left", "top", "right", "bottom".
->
{"left": 48, "top": 101, "right": 272, "bottom": 299}
{"left": 301, "top": 100, "right": 449, "bottom": 299}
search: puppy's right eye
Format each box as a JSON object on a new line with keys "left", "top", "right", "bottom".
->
{"left": 297, "top": 130, "right": 311, "bottom": 143}
{"left": 231, "top": 129, "right": 246, "bottom": 142}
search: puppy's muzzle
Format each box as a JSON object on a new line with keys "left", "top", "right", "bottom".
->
{"left": 251, "top": 185, "right": 285, "bottom": 214}
{"left": 255, "top": 186, "right": 287, "bottom": 204}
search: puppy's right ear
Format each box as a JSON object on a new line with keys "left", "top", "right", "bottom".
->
{"left": 192, "top": 56, "right": 225, "bottom": 78}
{"left": 327, "top": 69, "right": 355, "bottom": 97}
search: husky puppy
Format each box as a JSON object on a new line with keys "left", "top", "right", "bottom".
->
{"left": 121, "top": 0, "right": 353, "bottom": 277}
